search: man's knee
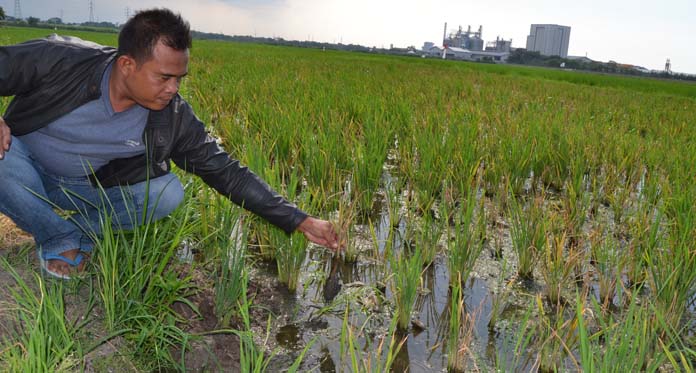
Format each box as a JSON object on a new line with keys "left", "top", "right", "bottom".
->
{"left": 147, "top": 173, "right": 184, "bottom": 219}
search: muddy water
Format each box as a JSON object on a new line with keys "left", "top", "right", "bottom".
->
{"left": 254, "top": 202, "right": 534, "bottom": 372}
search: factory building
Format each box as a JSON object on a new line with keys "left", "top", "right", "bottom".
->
{"left": 526, "top": 24, "right": 571, "bottom": 58}
{"left": 485, "top": 37, "right": 512, "bottom": 53}
{"left": 421, "top": 23, "right": 512, "bottom": 62}
{"left": 444, "top": 25, "right": 484, "bottom": 51}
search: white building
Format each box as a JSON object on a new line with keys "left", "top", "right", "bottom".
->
{"left": 526, "top": 24, "right": 571, "bottom": 58}
{"left": 444, "top": 47, "right": 509, "bottom": 62}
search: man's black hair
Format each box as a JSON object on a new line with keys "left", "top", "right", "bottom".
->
{"left": 118, "top": 8, "right": 192, "bottom": 63}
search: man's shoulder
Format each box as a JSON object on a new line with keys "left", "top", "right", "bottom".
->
{"left": 21, "top": 34, "right": 116, "bottom": 54}
{"left": 45, "top": 34, "right": 112, "bottom": 49}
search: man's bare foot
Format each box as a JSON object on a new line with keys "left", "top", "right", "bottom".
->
{"left": 46, "top": 248, "right": 87, "bottom": 277}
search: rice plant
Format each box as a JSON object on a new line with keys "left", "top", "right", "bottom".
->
{"left": 443, "top": 179, "right": 484, "bottom": 288}
{"left": 488, "top": 260, "right": 513, "bottom": 331}
{"left": 508, "top": 193, "right": 547, "bottom": 280}
{"left": 447, "top": 274, "right": 480, "bottom": 372}
{"left": 415, "top": 199, "right": 443, "bottom": 266}
{"left": 335, "top": 191, "right": 360, "bottom": 263}
{"left": 276, "top": 233, "right": 309, "bottom": 292}
{"left": 541, "top": 232, "right": 582, "bottom": 306}
{"left": 389, "top": 246, "right": 423, "bottom": 330}
{"left": 563, "top": 154, "right": 590, "bottom": 247}
{"left": 212, "top": 201, "right": 248, "bottom": 327}
{"left": 339, "top": 305, "right": 406, "bottom": 372}
{"left": 646, "top": 185, "right": 696, "bottom": 329}
{"left": 234, "top": 284, "right": 275, "bottom": 372}
{"left": 0, "top": 258, "right": 81, "bottom": 371}
{"left": 535, "top": 295, "right": 579, "bottom": 373}
{"left": 589, "top": 226, "right": 622, "bottom": 310}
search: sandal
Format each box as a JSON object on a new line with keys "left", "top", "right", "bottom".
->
{"left": 39, "top": 251, "right": 86, "bottom": 280}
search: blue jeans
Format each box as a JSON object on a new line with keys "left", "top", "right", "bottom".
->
{"left": 0, "top": 136, "right": 184, "bottom": 257}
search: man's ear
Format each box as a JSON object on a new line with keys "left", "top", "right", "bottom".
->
{"left": 116, "top": 55, "right": 137, "bottom": 76}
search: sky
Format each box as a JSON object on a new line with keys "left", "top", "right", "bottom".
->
{"left": 3, "top": 0, "right": 695, "bottom": 74}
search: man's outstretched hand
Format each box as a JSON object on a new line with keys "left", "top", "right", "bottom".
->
{"left": 297, "top": 216, "right": 343, "bottom": 252}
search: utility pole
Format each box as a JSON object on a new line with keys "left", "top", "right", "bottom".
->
{"left": 14, "top": 0, "right": 22, "bottom": 20}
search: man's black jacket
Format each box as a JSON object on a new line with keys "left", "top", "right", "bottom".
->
{"left": 0, "top": 35, "right": 307, "bottom": 233}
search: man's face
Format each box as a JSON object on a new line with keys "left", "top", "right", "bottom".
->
{"left": 125, "top": 40, "right": 189, "bottom": 111}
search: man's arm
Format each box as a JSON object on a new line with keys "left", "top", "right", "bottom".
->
{"left": 0, "top": 39, "right": 50, "bottom": 97}
{"left": 169, "top": 99, "right": 342, "bottom": 250}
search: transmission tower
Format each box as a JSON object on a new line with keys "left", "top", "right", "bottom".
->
{"left": 88, "top": 0, "right": 94, "bottom": 23}
{"left": 125, "top": 6, "right": 130, "bottom": 20}
{"left": 14, "top": 0, "right": 22, "bottom": 20}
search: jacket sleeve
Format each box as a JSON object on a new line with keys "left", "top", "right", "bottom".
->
{"left": 170, "top": 101, "right": 308, "bottom": 234}
{"left": 0, "top": 39, "right": 55, "bottom": 97}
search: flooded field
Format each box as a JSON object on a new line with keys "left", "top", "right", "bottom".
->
{"left": 2, "top": 26, "right": 696, "bottom": 371}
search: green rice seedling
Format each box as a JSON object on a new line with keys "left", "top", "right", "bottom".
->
{"left": 255, "top": 168, "right": 310, "bottom": 291}
{"left": 488, "top": 260, "right": 514, "bottom": 331}
{"left": 84, "top": 178, "right": 196, "bottom": 368}
{"left": 368, "top": 210, "right": 396, "bottom": 262}
{"left": 275, "top": 232, "right": 308, "bottom": 292}
{"left": 384, "top": 179, "right": 403, "bottom": 229}
{"left": 535, "top": 295, "right": 579, "bottom": 373}
{"left": 508, "top": 193, "right": 546, "bottom": 280}
{"left": 339, "top": 305, "right": 406, "bottom": 372}
{"left": 248, "top": 164, "right": 283, "bottom": 261}
{"left": 415, "top": 199, "right": 443, "bottom": 266}
{"left": 350, "top": 121, "right": 390, "bottom": 219}
{"left": 604, "top": 159, "right": 639, "bottom": 227}
{"left": 213, "top": 201, "right": 248, "bottom": 327}
{"left": 443, "top": 180, "right": 484, "bottom": 288}
{"left": 563, "top": 155, "right": 590, "bottom": 247}
{"left": 541, "top": 232, "right": 582, "bottom": 306}
{"left": 0, "top": 258, "right": 80, "bottom": 371}
{"left": 447, "top": 273, "right": 481, "bottom": 372}
{"left": 539, "top": 125, "right": 570, "bottom": 191}
{"left": 575, "top": 293, "right": 594, "bottom": 373}
{"left": 336, "top": 192, "right": 360, "bottom": 263}
{"left": 251, "top": 217, "right": 278, "bottom": 261}
{"left": 94, "top": 189, "right": 194, "bottom": 330}
{"left": 646, "top": 186, "right": 696, "bottom": 329}
{"left": 624, "top": 182, "right": 663, "bottom": 288}
{"left": 234, "top": 283, "right": 274, "bottom": 372}
{"left": 500, "top": 129, "right": 534, "bottom": 197}
{"left": 448, "top": 275, "right": 465, "bottom": 372}
{"left": 389, "top": 246, "right": 423, "bottom": 330}
{"left": 495, "top": 298, "right": 537, "bottom": 371}
{"left": 404, "top": 120, "right": 449, "bottom": 209}
{"left": 574, "top": 291, "right": 692, "bottom": 371}
{"left": 589, "top": 226, "right": 622, "bottom": 310}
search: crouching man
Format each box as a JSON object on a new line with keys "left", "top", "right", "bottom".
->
{"left": 0, "top": 8, "right": 340, "bottom": 279}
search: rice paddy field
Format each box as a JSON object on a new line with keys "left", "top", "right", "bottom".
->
{"left": 2, "top": 26, "right": 696, "bottom": 371}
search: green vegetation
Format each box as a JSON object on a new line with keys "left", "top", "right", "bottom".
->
{"left": 2, "top": 25, "right": 696, "bottom": 371}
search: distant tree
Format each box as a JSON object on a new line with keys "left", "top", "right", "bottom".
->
{"left": 47, "top": 17, "right": 63, "bottom": 24}
{"left": 81, "top": 21, "right": 117, "bottom": 29}
{"left": 0, "top": 6, "right": 5, "bottom": 21}
{"left": 27, "top": 16, "right": 40, "bottom": 26}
